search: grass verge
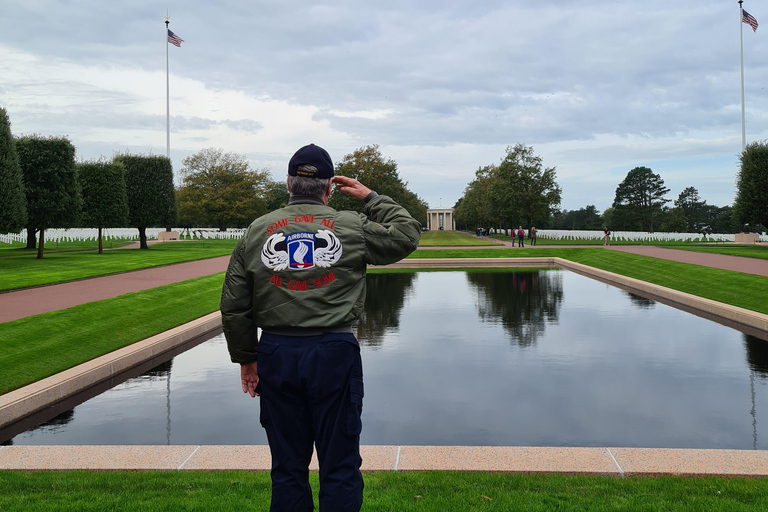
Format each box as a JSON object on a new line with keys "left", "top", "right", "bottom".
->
{"left": 408, "top": 248, "right": 768, "bottom": 315}
{"left": 660, "top": 244, "right": 768, "bottom": 260}
{"left": 0, "top": 471, "right": 766, "bottom": 511}
{"left": 0, "top": 239, "right": 136, "bottom": 254}
{"left": 0, "top": 240, "right": 237, "bottom": 292}
{"left": 419, "top": 231, "right": 501, "bottom": 246}
{"left": 0, "top": 273, "right": 225, "bottom": 395}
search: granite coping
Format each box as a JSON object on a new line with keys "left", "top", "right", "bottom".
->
{"left": 0, "top": 312, "right": 222, "bottom": 430}
{"left": 1, "top": 445, "right": 766, "bottom": 477}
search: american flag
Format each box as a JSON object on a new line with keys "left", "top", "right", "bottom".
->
{"left": 743, "top": 9, "right": 759, "bottom": 32}
{"left": 167, "top": 29, "right": 184, "bottom": 47}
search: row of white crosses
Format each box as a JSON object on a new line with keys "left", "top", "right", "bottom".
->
{"left": 538, "top": 230, "right": 768, "bottom": 243}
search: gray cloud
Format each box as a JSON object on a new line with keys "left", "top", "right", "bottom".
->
{"left": 2, "top": 0, "right": 766, "bottom": 210}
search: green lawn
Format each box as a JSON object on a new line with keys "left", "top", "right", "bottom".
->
{"left": 0, "top": 240, "right": 237, "bottom": 292}
{"left": 419, "top": 231, "right": 501, "bottom": 246}
{"left": 0, "top": 238, "right": 136, "bottom": 254}
{"left": 0, "top": 471, "right": 766, "bottom": 511}
{"left": 0, "top": 273, "right": 225, "bottom": 395}
{"left": 662, "top": 244, "right": 768, "bottom": 260}
{"left": 408, "top": 248, "right": 768, "bottom": 315}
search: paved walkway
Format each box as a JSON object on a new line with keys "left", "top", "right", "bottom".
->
{"left": 0, "top": 256, "right": 230, "bottom": 323}
{"left": 2, "top": 445, "right": 767, "bottom": 476}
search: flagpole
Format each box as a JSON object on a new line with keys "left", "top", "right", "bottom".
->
{"left": 739, "top": 0, "right": 746, "bottom": 152}
{"left": 165, "top": 16, "right": 171, "bottom": 159}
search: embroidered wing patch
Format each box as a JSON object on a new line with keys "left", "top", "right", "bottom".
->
{"left": 261, "top": 230, "right": 342, "bottom": 272}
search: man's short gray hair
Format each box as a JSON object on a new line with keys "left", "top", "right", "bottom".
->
{"left": 288, "top": 165, "right": 330, "bottom": 197}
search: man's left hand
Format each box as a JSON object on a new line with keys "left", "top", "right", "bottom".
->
{"left": 241, "top": 361, "right": 259, "bottom": 397}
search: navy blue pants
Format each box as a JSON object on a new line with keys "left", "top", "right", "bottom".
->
{"left": 256, "top": 332, "right": 364, "bottom": 512}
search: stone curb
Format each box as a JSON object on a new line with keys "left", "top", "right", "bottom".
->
{"left": 1, "top": 445, "right": 767, "bottom": 477}
{"left": 0, "top": 312, "right": 222, "bottom": 430}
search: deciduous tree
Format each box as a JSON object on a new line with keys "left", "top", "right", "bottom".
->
{"left": 176, "top": 148, "right": 270, "bottom": 230}
{"left": 78, "top": 161, "right": 129, "bottom": 253}
{"left": 0, "top": 108, "right": 26, "bottom": 234}
{"left": 115, "top": 154, "right": 176, "bottom": 249}
{"left": 735, "top": 141, "right": 768, "bottom": 231}
{"left": 495, "top": 144, "right": 562, "bottom": 228}
{"left": 16, "top": 135, "right": 81, "bottom": 258}
{"left": 329, "top": 145, "right": 428, "bottom": 225}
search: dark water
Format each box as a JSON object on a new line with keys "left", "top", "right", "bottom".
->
{"left": 7, "top": 270, "right": 768, "bottom": 448}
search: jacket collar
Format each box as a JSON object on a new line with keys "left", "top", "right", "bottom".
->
{"left": 288, "top": 195, "right": 325, "bottom": 206}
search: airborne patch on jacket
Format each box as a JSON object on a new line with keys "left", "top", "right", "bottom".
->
{"left": 261, "top": 230, "right": 342, "bottom": 271}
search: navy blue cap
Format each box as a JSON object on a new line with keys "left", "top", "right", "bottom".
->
{"left": 288, "top": 144, "right": 334, "bottom": 178}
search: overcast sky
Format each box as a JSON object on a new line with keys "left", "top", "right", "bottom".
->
{"left": 2, "top": 0, "right": 767, "bottom": 212}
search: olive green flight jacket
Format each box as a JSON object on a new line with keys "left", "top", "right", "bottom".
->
{"left": 220, "top": 195, "right": 421, "bottom": 364}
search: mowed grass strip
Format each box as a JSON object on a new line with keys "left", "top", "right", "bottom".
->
{"left": 0, "top": 240, "right": 237, "bottom": 292}
{"left": 408, "top": 248, "right": 768, "bottom": 315}
{"left": 0, "top": 273, "right": 224, "bottom": 395}
{"left": 663, "top": 244, "right": 768, "bottom": 261}
{"left": 0, "top": 239, "right": 136, "bottom": 254}
{"left": 1, "top": 471, "right": 767, "bottom": 511}
{"left": 419, "top": 230, "right": 502, "bottom": 246}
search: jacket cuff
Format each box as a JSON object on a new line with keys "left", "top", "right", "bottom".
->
{"left": 364, "top": 191, "right": 379, "bottom": 203}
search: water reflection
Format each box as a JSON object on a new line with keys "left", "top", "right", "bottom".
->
{"left": 466, "top": 271, "right": 563, "bottom": 347}
{"left": 745, "top": 335, "right": 768, "bottom": 378}
{"left": 625, "top": 292, "right": 656, "bottom": 309}
{"left": 357, "top": 272, "right": 416, "bottom": 348}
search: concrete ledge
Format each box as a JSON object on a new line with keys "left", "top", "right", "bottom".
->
{"left": 0, "top": 312, "right": 222, "bottom": 430}
{"left": 383, "top": 258, "right": 559, "bottom": 268}
{"left": 554, "top": 258, "right": 768, "bottom": 336}
{"left": 1, "top": 445, "right": 767, "bottom": 476}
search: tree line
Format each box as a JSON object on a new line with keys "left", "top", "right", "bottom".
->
{"left": 1, "top": 108, "right": 428, "bottom": 257}
{"left": 174, "top": 144, "right": 428, "bottom": 229}
{"left": 453, "top": 142, "right": 768, "bottom": 234}
{"left": 1, "top": 108, "right": 177, "bottom": 257}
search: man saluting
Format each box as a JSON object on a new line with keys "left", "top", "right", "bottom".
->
{"left": 220, "top": 143, "right": 421, "bottom": 511}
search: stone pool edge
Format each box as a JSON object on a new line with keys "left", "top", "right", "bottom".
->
{"left": 0, "top": 312, "right": 222, "bottom": 430}
{"left": 1, "top": 445, "right": 767, "bottom": 477}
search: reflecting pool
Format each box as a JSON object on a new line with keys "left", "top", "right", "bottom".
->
{"left": 6, "top": 270, "right": 768, "bottom": 448}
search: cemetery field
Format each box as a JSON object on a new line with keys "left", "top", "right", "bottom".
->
{"left": 0, "top": 239, "right": 136, "bottom": 254}
{"left": 418, "top": 230, "right": 500, "bottom": 246}
{"left": 1, "top": 471, "right": 767, "bottom": 511}
{"left": 408, "top": 248, "right": 768, "bottom": 315}
{"left": 0, "top": 273, "right": 225, "bottom": 395}
{"left": 0, "top": 240, "right": 238, "bottom": 292}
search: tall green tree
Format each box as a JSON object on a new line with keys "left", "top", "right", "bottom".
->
{"left": 329, "top": 145, "right": 428, "bottom": 225}
{"left": 735, "top": 141, "right": 768, "bottom": 232}
{"left": 0, "top": 108, "right": 27, "bottom": 233}
{"left": 78, "top": 161, "right": 129, "bottom": 253}
{"left": 115, "top": 154, "right": 176, "bottom": 249}
{"left": 674, "top": 186, "right": 707, "bottom": 232}
{"left": 454, "top": 165, "right": 499, "bottom": 229}
{"left": 176, "top": 148, "right": 270, "bottom": 230}
{"left": 552, "top": 205, "right": 602, "bottom": 230}
{"left": 265, "top": 180, "right": 290, "bottom": 212}
{"left": 494, "top": 144, "right": 562, "bottom": 228}
{"left": 612, "top": 166, "right": 670, "bottom": 232}
{"left": 16, "top": 135, "right": 81, "bottom": 258}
